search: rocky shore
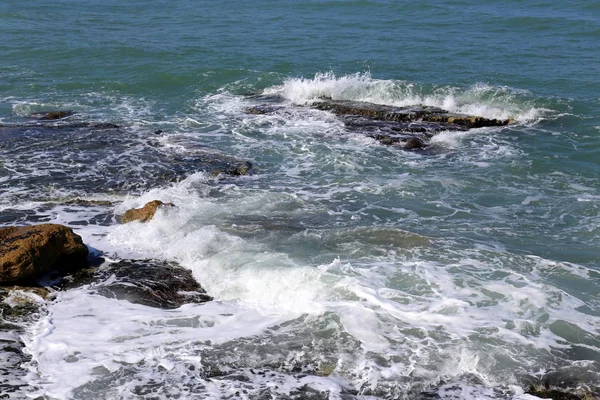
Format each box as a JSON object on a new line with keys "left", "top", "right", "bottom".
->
{"left": 1, "top": 111, "right": 598, "bottom": 400}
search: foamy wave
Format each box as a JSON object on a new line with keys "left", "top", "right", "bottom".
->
{"left": 264, "top": 71, "right": 549, "bottom": 123}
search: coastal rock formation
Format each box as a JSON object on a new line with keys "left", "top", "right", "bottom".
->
{"left": 0, "top": 224, "right": 89, "bottom": 284}
{"left": 60, "top": 259, "right": 212, "bottom": 309}
{"left": 244, "top": 97, "right": 513, "bottom": 150}
{"left": 121, "top": 200, "right": 175, "bottom": 223}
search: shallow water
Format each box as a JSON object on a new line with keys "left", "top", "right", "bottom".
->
{"left": 1, "top": 0, "right": 599, "bottom": 399}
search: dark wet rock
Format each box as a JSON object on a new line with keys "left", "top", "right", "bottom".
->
{"left": 1, "top": 121, "right": 255, "bottom": 201}
{"left": 0, "top": 121, "right": 120, "bottom": 131}
{"left": 404, "top": 137, "right": 427, "bottom": 150}
{"left": 0, "top": 224, "right": 89, "bottom": 284}
{"left": 244, "top": 105, "right": 285, "bottom": 115}
{"left": 60, "top": 199, "right": 115, "bottom": 207}
{"left": 243, "top": 96, "right": 512, "bottom": 149}
{"left": 311, "top": 100, "right": 511, "bottom": 148}
{"left": 210, "top": 161, "right": 253, "bottom": 177}
{"left": 523, "top": 363, "right": 600, "bottom": 400}
{"left": 243, "top": 94, "right": 287, "bottom": 114}
{"left": 31, "top": 110, "right": 75, "bottom": 120}
{"left": 121, "top": 200, "right": 175, "bottom": 223}
{"left": 60, "top": 259, "right": 212, "bottom": 309}
{"left": 246, "top": 94, "right": 286, "bottom": 103}
{"left": 311, "top": 99, "right": 511, "bottom": 128}
{"left": 87, "top": 122, "right": 120, "bottom": 129}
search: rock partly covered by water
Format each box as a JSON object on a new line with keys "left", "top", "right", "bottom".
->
{"left": 312, "top": 100, "right": 511, "bottom": 128}
{"left": 210, "top": 161, "right": 253, "bottom": 178}
{"left": 0, "top": 224, "right": 89, "bottom": 284}
{"left": 121, "top": 200, "right": 175, "bottom": 223}
{"left": 244, "top": 97, "right": 513, "bottom": 150}
{"left": 61, "top": 259, "right": 212, "bottom": 309}
{"left": 30, "top": 110, "right": 75, "bottom": 120}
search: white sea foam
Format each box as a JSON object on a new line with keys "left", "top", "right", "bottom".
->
{"left": 263, "top": 72, "right": 548, "bottom": 123}
{"left": 19, "top": 172, "right": 599, "bottom": 398}
{"left": 9, "top": 74, "right": 597, "bottom": 399}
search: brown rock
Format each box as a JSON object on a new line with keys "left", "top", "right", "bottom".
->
{"left": 121, "top": 200, "right": 175, "bottom": 223}
{"left": 31, "top": 110, "right": 75, "bottom": 120}
{"left": 404, "top": 137, "right": 426, "bottom": 150}
{"left": 0, "top": 224, "right": 88, "bottom": 284}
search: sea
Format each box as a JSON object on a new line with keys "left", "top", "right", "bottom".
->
{"left": 1, "top": 1, "right": 599, "bottom": 399}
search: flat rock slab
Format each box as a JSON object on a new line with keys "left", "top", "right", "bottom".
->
{"left": 0, "top": 224, "right": 88, "bottom": 284}
{"left": 60, "top": 259, "right": 212, "bottom": 309}
{"left": 311, "top": 99, "right": 511, "bottom": 128}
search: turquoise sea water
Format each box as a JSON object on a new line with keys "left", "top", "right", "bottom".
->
{"left": 1, "top": 1, "right": 599, "bottom": 399}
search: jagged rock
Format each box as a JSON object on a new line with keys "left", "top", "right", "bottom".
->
{"left": 60, "top": 259, "right": 212, "bottom": 309}
{"left": 121, "top": 200, "right": 175, "bottom": 223}
{"left": 31, "top": 110, "right": 75, "bottom": 120}
{"left": 0, "top": 224, "right": 89, "bottom": 284}
{"left": 210, "top": 161, "right": 253, "bottom": 177}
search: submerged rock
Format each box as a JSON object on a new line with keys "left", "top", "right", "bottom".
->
{"left": 0, "top": 224, "right": 89, "bottom": 284}
{"left": 121, "top": 200, "right": 175, "bottom": 223}
{"left": 31, "top": 110, "right": 75, "bottom": 120}
{"left": 0, "top": 121, "right": 120, "bottom": 131}
{"left": 0, "top": 121, "right": 254, "bottom": 199}
{"left": 243, "top": 105, "right": 285, "bottom": 115}
{"left": 60, "top": 259, "right": 212, "bottom": 309}
{"left": 210, "top": 161, "right": 253, "bottom": 177}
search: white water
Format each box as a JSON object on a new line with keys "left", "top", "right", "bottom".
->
{"left": 2, "top": 74, "right": 597, "bottom": 399}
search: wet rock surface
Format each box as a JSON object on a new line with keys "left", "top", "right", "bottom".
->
{"left": 121, "top": 200, "right": 175, "bottom": 223}
{"left": 244, "top": 97, "right": 512, "bottom": 150}
{"left": 30, "top": 110, "right": 75, "bottom": 120}
{"left": 522, "top": 363, "right": 600, "bottom": 400}
{"left": 311, "top": 100, "right": 511, "bottom": 128}
{"left": 60, "top": 259, "right": 212, "bottom": 309}
{"left": 0, "top": 120, "right": 254, "bottom": 203}
{"left": 0, "top": 224, "right": 89, "bottom": 283}
{"left": 210, "top": 161, "right": 253, "bottom": 178}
